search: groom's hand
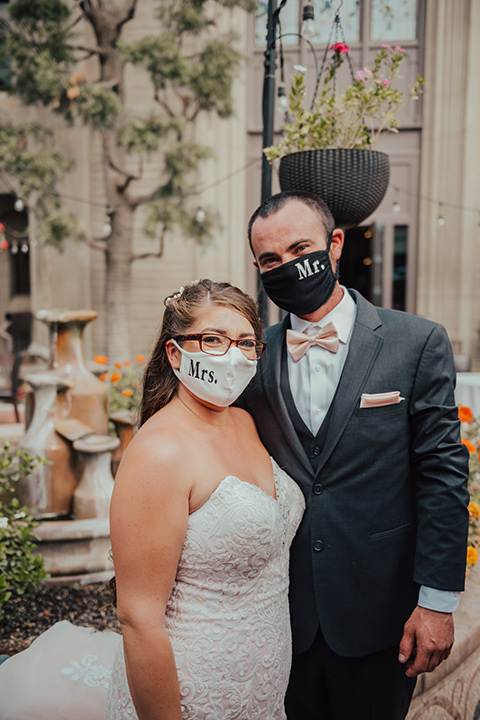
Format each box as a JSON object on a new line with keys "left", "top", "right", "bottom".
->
{"left": 398, "top": 606, "right": 454, "bottom": 677}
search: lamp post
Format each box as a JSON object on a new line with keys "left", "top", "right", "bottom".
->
{"left": 257, "top": 2, "right": 315, "bottom": 325}
{"left": 256, "top": 0, "right": 280, "bottom": 325}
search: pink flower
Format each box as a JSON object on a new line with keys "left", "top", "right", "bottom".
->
{"left": 0, "top": 239, "right": 8, "bottom": 249}
{"left": 380, "top": 78, "right": 390, "bottom": 87}
{"left": 331, "top": 41, "right": 350, "bottom": 54}
{"left": 395, "top": 45, "right": 406, "bottom": 53}
{"left": 363, "top": 67, "right": 373, "bottom": 77}
{"left": 381, "top": 44, "right": 393, "bottom": 52}
{"left": 0, "top": 222, "right": 4, "bottom": 232}
{"left": 356, "top": 70, "right": 366, "bottom": 83}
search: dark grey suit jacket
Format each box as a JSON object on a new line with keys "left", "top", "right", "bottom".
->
{"left": 241, "top": 290, "right": 469, "bottom": 658}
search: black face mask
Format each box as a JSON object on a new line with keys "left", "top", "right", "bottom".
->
{"left": 260, "top": 234, "right": 339, "bottom": 316}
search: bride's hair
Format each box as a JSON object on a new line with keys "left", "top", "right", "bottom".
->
{"left": 109, "top": 280, "right": 262, "bottom": 606}
{"left": 139, "top": 278, "right": 262, "bottom": 427}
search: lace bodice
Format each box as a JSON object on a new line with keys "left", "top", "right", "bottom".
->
{"left": 105, "top": 458, "right": 305, "bottom": 720}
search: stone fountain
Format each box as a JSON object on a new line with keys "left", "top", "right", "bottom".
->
{"left": 19, "top": 309, "right": 135, "bottom": 583}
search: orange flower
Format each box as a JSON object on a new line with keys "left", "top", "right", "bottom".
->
{"left": 135, "top": 355, "right": 145, "bottom": 363}
{"left": 122, "top": 390, "right": 133, "bottom": 397}
{"left": 114, "top": 362, "right": 123, "bottom": 369}
{"left": 94, "top": 355, "right": 109, "bottom": 365}
{"left": 458, "top": 406, "right": 474, "bottom": 423}
{"left": 99, "top": 372, "right": 107, "bottom": 382}
{"left": 462, "top": 438, "right": 477, "bottom": 454}
{"left": 110, "top": 371, "right": 121, "bottom": 383}
{"left": 123, "top": 360, "right": 132, "bottom": 367}
{"left": 468, "top": 502, "right": 480, "bottom": 520}
{"left": 467, "top": 546, "right": 479, "bottom": 566}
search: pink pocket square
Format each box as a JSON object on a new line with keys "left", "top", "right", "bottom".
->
{"left": 360, "top": 391, "right": 405, "bottom": 408}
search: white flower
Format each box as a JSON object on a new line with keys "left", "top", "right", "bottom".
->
{"left": 0, "top": 517, "right": 8, "bottom": 529}
{"left": 14, "top": 511, "right": 26, "bottom": 520}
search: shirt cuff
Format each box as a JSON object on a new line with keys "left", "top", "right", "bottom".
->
{"left": 418, "top": 586, "right": 461, "bottom": 613}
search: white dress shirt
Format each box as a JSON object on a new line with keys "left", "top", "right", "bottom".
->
{"left": 287, "top": 287, "right": 356, "bottom": 435}
{"left": 287, "top": 287, "right": 460, "bottom": 613}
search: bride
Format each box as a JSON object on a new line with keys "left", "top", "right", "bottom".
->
{"left": 0, "top": 279, "right": 304, "bottom": 720}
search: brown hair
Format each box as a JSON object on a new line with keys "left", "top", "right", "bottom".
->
{"left": 247, "top": 190, "right": 335, "bottom": 254}
{"left": 139, "top": 278, "right": 263, "bottom": 427}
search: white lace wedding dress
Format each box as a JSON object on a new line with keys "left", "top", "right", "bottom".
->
{"left": 106, "top": 458, "right": 304, "bottom": 720}
{"left": 0, "top": 459, "right": 304, "bottom": 720}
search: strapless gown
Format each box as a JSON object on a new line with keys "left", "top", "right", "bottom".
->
{"left": 105, "top": 458, "right": 305, "bottom": 720}
{"left": 0, "top": 459, "right": 304, "bottom": 720}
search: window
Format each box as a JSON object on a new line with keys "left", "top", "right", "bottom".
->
{"left": 392, "top": 225, "right": 407, "bottom": 311}
{"left": 371, "top": 0, "right": 418, "bottom": 42}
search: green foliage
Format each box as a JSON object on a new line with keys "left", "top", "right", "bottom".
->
{"left": 0, "top": 121, "right": 83, "bottom": 248}
{"left": 0, "top": 442, "right": 49, "bottom": 618}
{"left": 3, "top": 0, "right": 252, "bottom": 259}
{"left": 117, "top": 115, "right": 184, "bottom": 156}
{"left": 192, "top": 40, "right": 242, "bottom": 117}
{"left": 6, "top": 0, "right": 73, "bottom": 104}
{"left": 265, "top": 46, "right": 424, "bottom": 161}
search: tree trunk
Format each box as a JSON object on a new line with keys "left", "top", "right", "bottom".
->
{"left": 82, "top": 1, "right": 138, "bottom": 359}
{"left": 105, "top": 202, "right": 135, "bottom": 361}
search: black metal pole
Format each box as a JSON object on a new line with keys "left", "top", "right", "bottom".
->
{"left": 257, "top": 0, "right": 279, "bottom": 327}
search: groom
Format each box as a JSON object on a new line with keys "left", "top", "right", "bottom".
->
{"left": 241, "top": 190, "right": 470, "bottom": 719}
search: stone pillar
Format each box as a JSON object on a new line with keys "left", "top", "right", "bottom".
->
{"left": 417, "top": 0, "right": 480, "bottom": 367}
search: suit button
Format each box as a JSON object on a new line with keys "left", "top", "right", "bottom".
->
{"left": 313, "top": 484, "right": 324, "bottom": 495}
{"left": 312, "top": 446, "right": 321, "bottom": 456}
{"left": 313, "top": 540, "right": 324, "bottom": 552}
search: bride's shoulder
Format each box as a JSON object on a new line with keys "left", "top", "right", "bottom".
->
{"left": 114, "top": 409, "right": 190, "bottom": 488}
{"left": 229, "top": 406, "right": 262, "bottom": 436}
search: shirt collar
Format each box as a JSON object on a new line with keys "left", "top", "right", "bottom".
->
{"left": 290, "top": 287, "right": 357, "bottom": 344}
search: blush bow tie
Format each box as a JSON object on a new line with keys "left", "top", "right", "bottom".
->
{"left": 286, "top": 322, "right": 339, "bottom": 361}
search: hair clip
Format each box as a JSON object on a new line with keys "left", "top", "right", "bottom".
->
{"left": 164, "top": 280, "right": 201, "bottom": 306}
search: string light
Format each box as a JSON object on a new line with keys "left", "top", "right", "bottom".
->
{"left": 10, "top": 242, "right": 18, "bottom": 254}
{"left": 20, "top": 242, "right": 29, "bottom": 254}
{"left": 277, "top": 84, "right": 289, "bottom": 113}
{"left": 438, "top": 203, "right": 445, "bottom": 226}
{"left": 392, "top": 201, "right": 401, "bottom": 214}
{"left": 103, "top": 206, "right": 113, "bottom": 236}
{"left": 196, "top": 207, "right": 206, "bottom": 223}
{"left": 13, "top": 197, "right": 24, "bottom": 212}
{"left": 301, "top": 4, "right": 315, "bottom": 40}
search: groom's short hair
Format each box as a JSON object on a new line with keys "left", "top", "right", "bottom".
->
{"left": 247, "top": 191, "right": 335, "bottom": 253}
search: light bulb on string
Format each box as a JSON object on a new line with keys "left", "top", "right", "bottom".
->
{"left": 196, "top": 207, "right": 206, "bottom": 223}
{"left": 21, "top": 242, "right": 29, "bottom": 254}
{"left": 10, "top": 242, "right": 18, "bottom": 254}
{"left": 301, "top": 4, "right": 315, "bottom": 40}
{"left": 14, "top": 197, "right": 24, "bottom": 212}
{"left": 277, "top": 84, "right": 289, "bottom": 113}
{"left": 392, "top": 201, "right": 401, "bottom": 214}
{"left": 103, "top": 206, "right": 113, "bottom": 236}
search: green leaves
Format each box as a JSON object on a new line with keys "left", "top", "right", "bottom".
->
{"left": 6, "top": 0, "right": 73, "bottom": 105}
{"left": 0, "top": 442, "right": 49, "bottom": 619}
{"left": 265, "top": 46, "right": 425, "bottom": 159}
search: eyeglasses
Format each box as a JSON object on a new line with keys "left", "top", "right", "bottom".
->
{"left": 174, "top": 333, "right": 266, "bottom": 360}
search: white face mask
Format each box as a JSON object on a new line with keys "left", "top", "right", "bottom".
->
{"left": 170, "top": 339, "right": 257, "bottom": 407}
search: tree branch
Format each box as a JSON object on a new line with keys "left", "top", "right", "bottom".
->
{"left": 153, "top": 91, "right": 175, "bottom": 119}
{"left": 87, "top": 238, "right": 108, "bottom": 251}
{"left": 117, "top": 159, "right": 144, "bottom": 194}
{"left": 67, "top": 43, "right": 103, "bottom": 56}
{"left": 130, "top": 233, "right": 164, "bottom": 263}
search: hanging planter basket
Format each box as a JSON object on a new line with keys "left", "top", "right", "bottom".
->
{"left": 278, "top": 148, "right": 390, "bottom": 230}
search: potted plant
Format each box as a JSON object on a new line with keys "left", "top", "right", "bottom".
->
{"left": 264, "top": 43, "right": 424, "bottom": 228}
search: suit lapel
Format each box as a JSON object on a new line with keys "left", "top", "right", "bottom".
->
{"left": 315, "top": 291, "right": 383, "bottom": 475}
{"left": 261, "top": 316, "right": 314, "bottom": 480}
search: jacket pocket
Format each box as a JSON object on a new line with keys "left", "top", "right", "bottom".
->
{"left": 370, "top": 521, "right": 415, "bottom": 540}
{"left": 356, "top": 402, "right": 407, "bottom": 419}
